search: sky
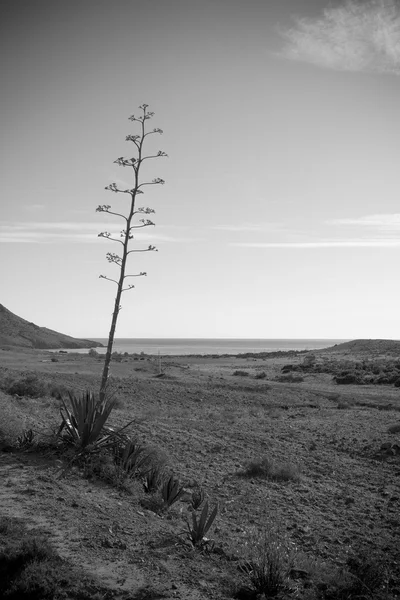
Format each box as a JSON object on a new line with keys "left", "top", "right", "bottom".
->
{"left": 1, "top": 0, "right": 400, "bottom": 340}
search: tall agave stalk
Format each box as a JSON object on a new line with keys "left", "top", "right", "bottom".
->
{"left": 97, "top": 104, "right": 166, "bottom": 402}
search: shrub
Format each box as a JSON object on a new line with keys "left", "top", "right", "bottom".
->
{"left": 334, "top": 372, "right": 362, "bottom": 385}
{"left": 0, "top": 517, "right": 104, "bottom": 599}
{"left": 2, "top": 374, "right": 47, "bottom": 398}
{"left": 255, "top": 371, "right": 267, "bottom": 380}
{"left": 238, "top": 526, "right": 295, "bottom": 598}
{"left": 241, "top": 457, "right": 300, "bottom": 482}
{"left": 387, "top": 423, "right": 400, "bottom": 434}
{"left": 88, "top": 348, "right": 99, "bottom": 358}
{"left": 320, "top": 549, "right": 390, "bottom": 599}
{"left": 233, "top": 370, "right": 250, "bottom": 377}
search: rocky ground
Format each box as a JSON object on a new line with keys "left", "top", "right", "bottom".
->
{"left": 0, "top": 346, "right": 399, "bottom": 599}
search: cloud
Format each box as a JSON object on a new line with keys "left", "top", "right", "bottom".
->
{"left": 24, "top": 204, "right": 46, "bottom": 212}
{"left": 232, "top": 239, "right": 400, "bottom": 248}
{"left": 330, "top": 213, "right": 400, "bottom": 230}
{"left": 212, "top": 222, "right": 286, "bottom": 232}
{"left": 229, "top": 213, "right": 400, "bottom": 248}
{"left": 279, "top": 0, "right": 400, "bottom": 74}
{"left": 0, "top": 221, "right": 184, "bottom": 244}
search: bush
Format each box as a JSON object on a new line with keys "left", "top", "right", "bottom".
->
{"left": 241, "top": 457, "right": 300, "bottom": 482}
{"left": 238, "top": 525, "right": 295, "bottom": 598}
{"left": 255, "top": 371, "right": 267, "bottom": 380}
{"left": 0, "top": 517, "right": 104, "bottom": 599}
{"left": 334, "top": 372, "right": 362, "bottom": 385}
{"left": 387, "top": 423, "right": 400, "bottom": 434}
{"left": 320, "top": 549, "right": 390, "bottom": 599}
{"left": 2, "top": 374, "right": 47, "bottom": 398}
{"left": 233, "top": 370, "right": 250, "bottom": 377}
{"left": 277, "top": 374, "right": 304, "bottom": 383}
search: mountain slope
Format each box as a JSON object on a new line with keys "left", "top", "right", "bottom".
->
{"left": 0, "top": 304, "right": 103, "bottom": 349}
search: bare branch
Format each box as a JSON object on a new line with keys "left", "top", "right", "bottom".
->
{"left": 98, "top": 232, "right": 124, "bottom": 245}
{"left": 137, "top": 178, "right": 165, "bottom": 190}
{"left": 96, "top": 205, "right": 127, "bottom": 220}
{"left": 140, "top": 152, "right": 168, "bottom": 162}
{"left": 127, "top": 245, "right": 158, "bottom": 254}
{"left": 99, "top": 275, "right": 119, "bottom": 285}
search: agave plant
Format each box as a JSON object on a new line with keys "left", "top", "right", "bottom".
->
{"left": 186, "top": 501, "right": 218, "bottom": 548}
{"left": 143, "top": 467, "right": 163, "bottom": 493}
{"left": 57, "top": 390, "right": 132, "bottom": 456}
{"left": 191, "top": 486, "right": 205, "bottom": 510}
{"left": 161, "top": 475, "right": 184, "bottom": 508}
{"left": 115, "top": 439, "right": 146, "bottom": 475}
{"left": 16, "top": 428, "right": 35, "bottom": 449}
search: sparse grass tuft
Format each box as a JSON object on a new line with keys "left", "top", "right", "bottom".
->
{"left": 241, "top": 456, "right": 300, "bottom": 482}
{"left": 238, "top": 525, "right": 296, "bottom": 598}
{"left": 233, "top": 370, "right": 250, "bottom": 377}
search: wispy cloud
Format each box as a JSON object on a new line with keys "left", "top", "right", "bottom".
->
{"left": 279, "top": 0, "right": 400, "bottom": 74}
{"left": 330, "top": 213, "right": 400, "bottom": 230}
{"left": 212, "top": 222, "right": 286, "bottom": 233}
{"left": 24, "top": 204, "right": 46, "bottom": 212}
{"left": 232, "top": 239, "right": 400, "bottom": 249}
{"left": 0, "top": 221, "right": 185, "bottom": 244}
{"left": 227, "top": 213, "right": 400, "bottom": 249}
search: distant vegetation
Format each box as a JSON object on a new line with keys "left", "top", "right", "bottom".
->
{"left": 282, "top": 355, "right": 400, "bottom": 387}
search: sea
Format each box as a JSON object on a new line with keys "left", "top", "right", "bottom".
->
{"left": 68, "top": 338, "right": 348, "bottom": 356}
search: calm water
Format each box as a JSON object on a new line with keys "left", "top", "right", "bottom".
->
{"left": 69, "top": 338, "right": 348, "bottom": 356}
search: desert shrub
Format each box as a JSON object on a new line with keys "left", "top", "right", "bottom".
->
{"left": 2, "top": 374, "right": 47, "bottom": 398}
{"left": 238, "top": 525, "right": 296, "bottom": 598}
{"left": 387, "top": 422, "right": 400, "bottom": 434}
{"left": 88, "top": 348, "right": 99, "bottom": 358}
{"left": 334, "top": 372, "right": 363, "bottom": 385}
{"left": 277, "top": 374, "right": 304, "bottom": 383}
{"left": 0, "top": 517, "right": 104, "bottom": 599}
{"left": 281, "top": 364, "right": 300, "bottom": 373}
{"left": 320, "top": 549, "right": 390, "bottom": 599}
{"left": 241, "top": 457, "right": 300, "bottom": 482}
{"left": 255, "top": 371, "right": 267, "bottom": 379}
{"left": 233, "top": 370, "right": 250, "bottom": 377}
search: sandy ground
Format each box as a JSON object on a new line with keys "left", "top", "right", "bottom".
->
{"left": 0, "top": 347, "right": 399, "bottom": 599}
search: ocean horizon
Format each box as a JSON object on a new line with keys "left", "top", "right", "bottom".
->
{"left": 71, "top": 338, "right": 349, "bottom": 356}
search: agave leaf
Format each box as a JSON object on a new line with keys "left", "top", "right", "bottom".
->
{"left": 203, "top": 503, "right": 218, "bottom": 536}
{"left": 197, "top": 501, "right": 209, "bottom": 536}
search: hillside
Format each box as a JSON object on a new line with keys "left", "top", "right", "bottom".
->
{"left": 0, "top": 304, "right": 103, "bottom": 349}
{"left": 322, "top": 338, "right": 400, "bottom": 356}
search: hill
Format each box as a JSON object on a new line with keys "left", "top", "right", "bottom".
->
{"left": 322, "top": 338, "right": 400, "bottom": 356}
{"left": 0, "top": 304, "right": 103, "bottom": 349}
